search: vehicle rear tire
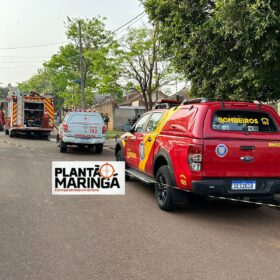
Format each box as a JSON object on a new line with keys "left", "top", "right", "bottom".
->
{"left": 155, "top": 165, "right": 176, "bottom": 211}
{"left": 60, "top": 141, "right": 67, "bottom": 153}
{"left": 95, "top": 144, "right": 103, "bottom": 154}
{"left": 5, "top": 129, "right": 9, "bottom": 135}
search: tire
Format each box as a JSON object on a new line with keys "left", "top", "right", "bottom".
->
{"left": 155, "top": 165, "right": 176, "bottom": 211}
{"left": 60, "top": 141, "right": 67, "bottom": 153}
{"left": 95, "top": 144, "right": 103, "bottom": 154}
{"left": 116, "top": 150, "right": 124, "bottom": 161}
{"left": 5, "top": 129, "right": 9, "bottom": 135}
{"left": 9, "top": 131, "right": 14, "bottom": 138}
{"left": 116, "top": 150, "right": 130, "bottom": 180}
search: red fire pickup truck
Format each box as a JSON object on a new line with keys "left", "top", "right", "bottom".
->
{"left": 115, "top": 98, "right": 280, "bottom": 211}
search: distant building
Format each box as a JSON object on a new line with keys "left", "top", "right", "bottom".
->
{"left": 168, "top": 87, "right": 191, "bottom": 102}
{"left": 93, "top": 91, "right": 170, "bottom": 131}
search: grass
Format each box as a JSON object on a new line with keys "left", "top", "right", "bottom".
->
{"left": 105, "top": 130, "right": 123, "bottom": 139}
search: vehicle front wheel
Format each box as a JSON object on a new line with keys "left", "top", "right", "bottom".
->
{"left": 5, "top": 129, "right": 9, "bottom": 135}
{"left": 116, "top": 150, "right": 130, "bottom": 181}
{"left": 155, "top": 165, "right": 176, "bottom": 211}
{"left": 116, "top": 150, "right": 124, "bottom": 161}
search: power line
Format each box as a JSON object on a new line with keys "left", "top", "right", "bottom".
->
{"left": 0, "top": 12, "right": 146, "bottom": 51}
{"left": 0, "top": 55, "right": 50, "bottom": 59}
{"left": 0, "top": 60, "right": 46, "bottom": 63}
{"left": 0, "top": 41, "right": 67, "bottom": 50}
{"left": 114, "top": 14, "right": 148, "bottom": 39}
{"left": 0, "top": 66, "right": 41, "bottom": 69}
{"left": 113, "top": 11, "right": 145, "bottom": 34}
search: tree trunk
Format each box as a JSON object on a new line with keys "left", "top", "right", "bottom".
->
{"left": 142, "top": 91, "right": 149, "bottom": 111}
{"left": 147, "top": 90, "right": 153, "bottom": 110}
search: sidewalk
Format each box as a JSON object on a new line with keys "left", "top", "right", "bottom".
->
{"left": 104, "top": 138, "right": 116, "bottom": 150}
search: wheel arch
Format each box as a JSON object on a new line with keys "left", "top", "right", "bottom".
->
{"left": 153, "top": 149, "right": 176, "bottom": 186}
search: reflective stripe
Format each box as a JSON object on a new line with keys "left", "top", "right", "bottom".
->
{"left": 12, "top": 102, "right": 17, "bottom": 124}
{"left": 139, "top": 106, "right": 181, "bottom": 171}
{"left": 44, "top": 98, "right": 54, "bottom": 125}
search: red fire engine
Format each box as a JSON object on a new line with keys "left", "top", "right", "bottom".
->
{"left": 4, "top": 89, "right": 54, "bottom": 137}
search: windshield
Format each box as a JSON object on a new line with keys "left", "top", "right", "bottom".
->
{"left": 68, "top": 113, "right": 102, "bottom": 124}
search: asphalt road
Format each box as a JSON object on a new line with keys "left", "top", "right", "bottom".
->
{"left": 0, "top": 132, "right": 280, "bottom": 280}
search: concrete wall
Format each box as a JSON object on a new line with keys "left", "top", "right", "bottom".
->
{"left": 93, "top": 102, "right": 115, "bottom": 131}
{"left": 93, "top": 103, "right": 146, "bottom": 131}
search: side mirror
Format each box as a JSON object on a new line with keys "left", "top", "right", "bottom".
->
{"left": 122, "top": 124, "right": 132, "bottom": 132}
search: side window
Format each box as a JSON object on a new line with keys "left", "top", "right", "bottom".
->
{"left": 146, "top": 112, "right": 163, "bottom": 132}
{"left": 134, "top": 113, "right": 151, "bottom": 133}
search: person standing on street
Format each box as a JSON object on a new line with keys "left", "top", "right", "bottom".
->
{"left": 104, "top": 113, "right": 110, "bottom": 130}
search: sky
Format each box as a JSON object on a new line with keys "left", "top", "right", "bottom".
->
{"left": 0, "top": 0, "right": 145, "bottom": 86}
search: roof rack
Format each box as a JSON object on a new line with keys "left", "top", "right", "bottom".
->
{"left": 181, "top": 97, "right": 209, "bottom": 105}
{"left": 181, "top": 98, "right": 262, "bottom": 109}
{"left": 154, "top": 99, "right": 181, "bottom": 109}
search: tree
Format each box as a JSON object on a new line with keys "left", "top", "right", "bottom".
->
{"left": 18, "top": 69, "right": 54, "bottom": 94}
{"left": 0, "top": 87, "right": 9, "bottom": 101}
{"left": 144, "top": 0, "right": 280, "bottom": 101}
{"left": 19, "top": 17, "right": 122, "bottom": 109}
{"left": 120, "top": 27, "right": 182, "bottom": 110}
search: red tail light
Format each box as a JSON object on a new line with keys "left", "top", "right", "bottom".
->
{"left": 102, "top": 125, "right": 107, "bottom": 134}
{"left": 188, "top": 144, "right": 203, "bottom": 172}
{"left": 63, "top": 123, "right": 68, "bottom": 132}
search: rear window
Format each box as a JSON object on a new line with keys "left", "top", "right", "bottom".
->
{"left": 212, "top": 110, "right": 278, "bottom": 132}
{"left": 68, "top": 113, "right": 102, "bottom": 124}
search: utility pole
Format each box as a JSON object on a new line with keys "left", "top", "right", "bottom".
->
{"left": 78, "top": 20, "right": 86, "bottom": 109}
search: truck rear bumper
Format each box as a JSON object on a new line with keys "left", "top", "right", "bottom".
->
{"left": 62, "top": 136, "right": 105, "bottom": 145}
{"left": 192, "top": 178, "right": 280, "bottom": 197}
{"left": 11, "top": 127, "right": 53, "bottom": 132}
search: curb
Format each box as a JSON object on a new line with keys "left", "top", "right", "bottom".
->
{"left": 104, "top": 145, "right": 115, "bottom": 151}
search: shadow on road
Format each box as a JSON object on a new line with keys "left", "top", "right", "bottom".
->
{"left": 10, "top": 134, "right": 50, "bottom": 141}
{"left": 130, "top": 179, "right": 280, "bottom": 224}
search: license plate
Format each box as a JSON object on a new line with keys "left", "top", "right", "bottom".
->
{"left": 231, "top": 181, "right": 256, "bottom": 190}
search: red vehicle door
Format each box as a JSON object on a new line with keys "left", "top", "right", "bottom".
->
{"left": 125, "top": 113, "right": 151, "bottom": 169}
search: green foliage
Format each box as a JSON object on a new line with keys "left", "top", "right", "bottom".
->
{"left": 0, "top": 87, "right": 8, "bottom": 101}
{"left": 18, "top": 68, "right": 59, "bottom": 94}
{"left": 144, "top": 0, "right": 280, "bottom": 101}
